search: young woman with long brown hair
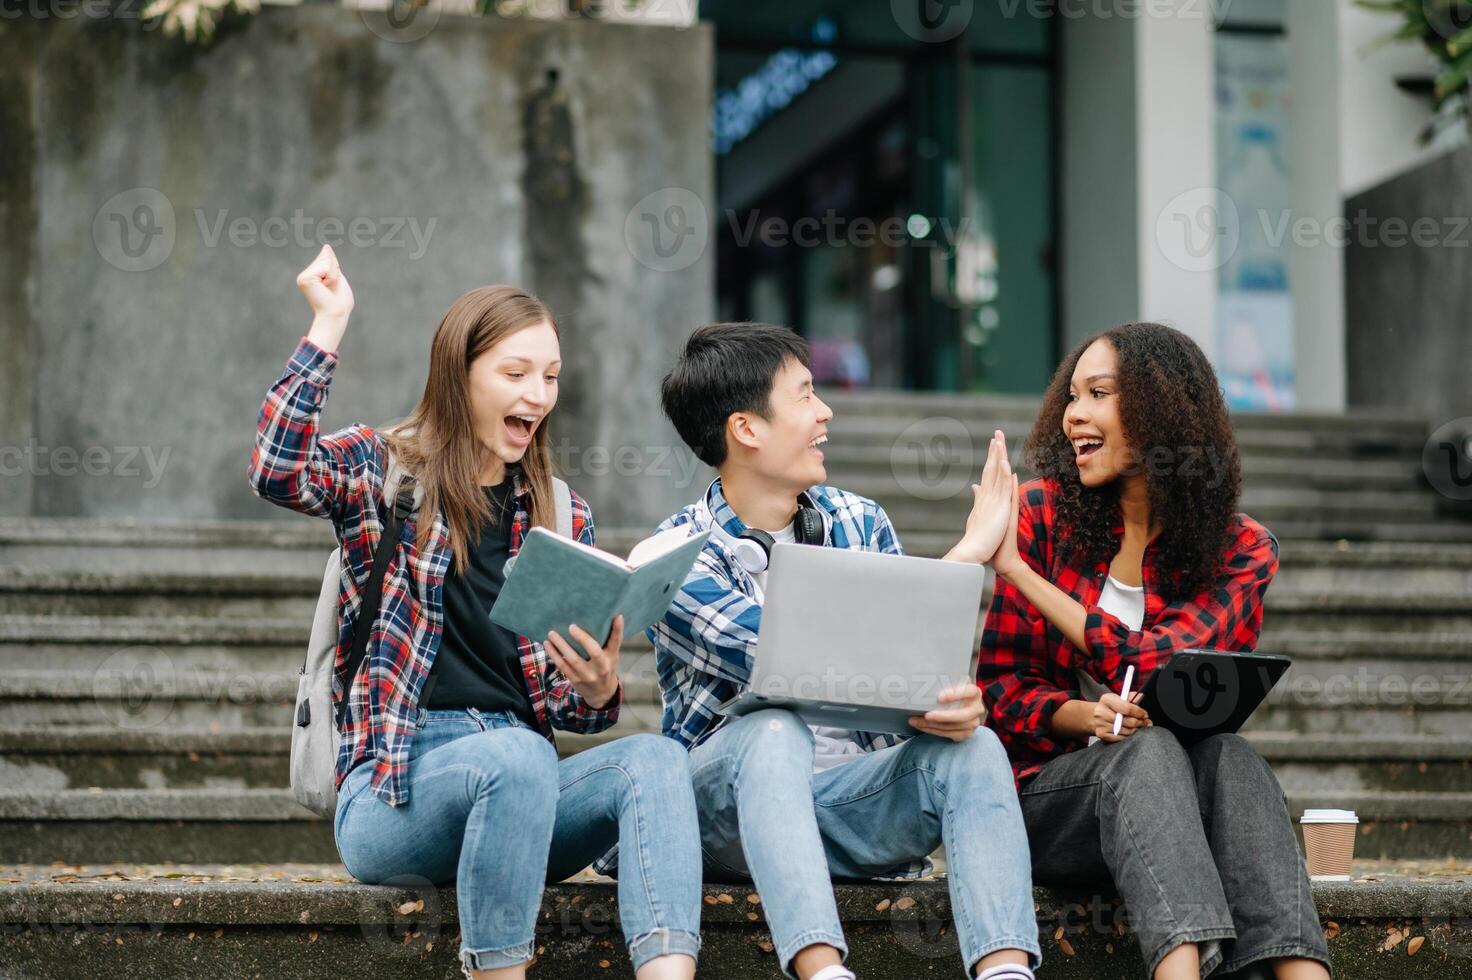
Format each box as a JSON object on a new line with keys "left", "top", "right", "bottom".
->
{"left": 249, "top": 245, "right": 702, "bottom": 980}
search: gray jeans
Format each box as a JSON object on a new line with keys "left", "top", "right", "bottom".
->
{"left": 1018, "top": 727, "right": 1331, "bottom": 978}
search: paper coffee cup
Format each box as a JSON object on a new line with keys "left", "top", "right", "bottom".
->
{"left": 1300, "top": 808, "right": 1359, "bottom": 880}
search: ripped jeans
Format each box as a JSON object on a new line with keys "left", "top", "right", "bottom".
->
{"left": 334, "top": 707, "right": 703, "bottom": 975}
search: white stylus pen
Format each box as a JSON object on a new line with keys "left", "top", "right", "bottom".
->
{"left": 1112, "top": 664, "right": 1136, "bottom": 737}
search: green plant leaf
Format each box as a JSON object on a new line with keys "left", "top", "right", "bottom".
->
{"left": 1435, "top": 60, "right": 1471, "bottom": 98}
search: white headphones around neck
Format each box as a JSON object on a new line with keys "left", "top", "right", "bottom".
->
{"left": 703, "top": 481, "right": 825, "bottom": 574}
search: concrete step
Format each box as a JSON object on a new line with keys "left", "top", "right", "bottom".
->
{"left": 884, "top": 509, "right": 1472, "bottom": 545}
{"left": 18, "top": 531, "right": 1472, "bottom": 573}
{"left": 7, "top": 554, "right": 1472, "bottom": 620}
{"left": 5, "top": 626, "right": 1470, "bottom": 679}
{"left": 824, "top": 412, "right": 1430, "bottom": 459}
{"left": 1254, "top": 593, "right": 1472, "bottom": 637}
{"left": 14, "top": 648, "right": 1468, "bottom": 718}
{"left": 0, "top": 741, "right": 1466, "bottom": 853}
{"left": 818, "top": 388, "right": 1431, "bottom": 434}
{"left": 0, "top": 727, "right": 293, "bottom": 791}
{"left": 836, "top": 474, "right": 1443, "bottom": 520}
{"left": 11, "top": 521, "right": 1472, "bottom": 576}
{"left": 0, "top": 593, "right": 321, "bottom": 620}
{"left": 0, "top": 668, "right": 297, "bottom": 729}
{"left": 2, "top": 860, "right": 1465, "bottom": 979}
{"left": 1272, "top": 566, "right": 1472, "bottom": 597}
{"left": 1272, "top": 540, "right": 1472, "bottom": 569}
{"left": 1277, "top": 792, "right": 1472, "bottom": 861}
{"left": 1255, "top": 629, "right": 1472, "bottom": 658}
{"left": 562, "top": 723, "right": 1472, "bottom": 800}
{"left": 0, "top": 634, "right": 1465, "bottom": 734}
{"left": 1225, "top": 519, "right": 1472, "bottom": 543}
{"left": 1251, "top": 735, "right": 1472, "bottom": 794}
{"left": 0, "top": 723, "right": 623, "bottom": 792}
{"left": 864, "top": 493, "right": 1466, "bottom": 539}
{"left": 4, "top": 626, "right": 1468, "bottom": 682}
{"left": 0, "top": 568, "right": 325, "bottom": 619}
{"left": 0, "top": 665, "right": 661, "bottom": 732}
{"left": 9, "top": 603, "right": 1467, "bottom": 660}
{"left": 17, "top": 561, "right": 1452, "bottom": 603}
{"left": 1243, "top": 701, "right": 1471, "bottom": 736}
{"left": 0, "top": 517, "right": 336, "bottom": 551}
{"left": 0, "top": 614, "right": 667, "bottom": 676}
{"left": 0, "top": 639, "right": 305, "bottom": 674}
{"left": 1, "top": 634, "right": 1466, "bottom": 718}
{"left": 0, "top": 788, "right": 329, "bottom": 864}
{"left": 0, "top": 781, "right": 1466, "bottom": 864}
{"left": 8, "top": 724, "right": 1469, "bottom": 795}
{"left": 825, "top": 444, "right": 1427, "bottom": 491}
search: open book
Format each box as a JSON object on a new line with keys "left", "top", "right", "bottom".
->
{"left": 489, "top": 524, "right": 711, "bottom": 657}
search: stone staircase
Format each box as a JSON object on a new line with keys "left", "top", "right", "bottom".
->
{"left": 1, "top": 391, "right": 1469, "bottom": 976}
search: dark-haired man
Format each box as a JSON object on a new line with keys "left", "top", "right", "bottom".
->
{"left": 648, "top": 323, "right": 1040, "bottom": 980}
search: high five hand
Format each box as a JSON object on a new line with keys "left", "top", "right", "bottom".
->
{"left": 945, "top": 430, "right": 1016, "bottom": 565}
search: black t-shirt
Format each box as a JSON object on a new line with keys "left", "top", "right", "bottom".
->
{"left": 424, "top": 479, "right": 537, "bottom": 723}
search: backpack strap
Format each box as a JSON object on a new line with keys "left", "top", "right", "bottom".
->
{"left": 336, "top": 455, "right": 416, "bottom": 728}
{"left": 552, "top": 477, "right": 574, "bottom": 538}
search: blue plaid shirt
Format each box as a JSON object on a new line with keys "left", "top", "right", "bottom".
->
{"left": 648, "top": 478, "right": 915, "bottom": 754}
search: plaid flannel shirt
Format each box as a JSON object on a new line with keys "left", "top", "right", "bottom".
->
{"left": 249, "top": 338, "right": 621, "bottom": 809}
{"left": 977, "top": 477, "right": 1278, "bottom": 786}
{"left": 648, "top": 478, "right": 913, "bottom": 754}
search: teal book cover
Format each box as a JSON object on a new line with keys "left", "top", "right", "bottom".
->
{"left": 490, "top": 525, "right": 711, "bottom": 654}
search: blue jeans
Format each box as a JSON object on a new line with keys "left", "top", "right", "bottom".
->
{"left": 689, "top": 708, "right": 1041, "bottom": 977}
{"left": 334, "top": 707, "right": 703, "bottom": 974}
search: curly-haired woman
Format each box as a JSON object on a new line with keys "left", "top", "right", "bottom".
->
{"left": 977, "top": 323, "right": 1331, "bottom": 980}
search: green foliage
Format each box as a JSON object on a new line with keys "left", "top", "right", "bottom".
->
{"left": 1356, "top": 0, "right": 1472, "bottom": 139}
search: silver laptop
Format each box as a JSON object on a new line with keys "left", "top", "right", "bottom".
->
{"left": 714, "top": 542, "right": 990, "bottom": 734}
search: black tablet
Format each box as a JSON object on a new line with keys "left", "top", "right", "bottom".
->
{"left": 1136, "top": 649, "right": 1291, "bottom": 745}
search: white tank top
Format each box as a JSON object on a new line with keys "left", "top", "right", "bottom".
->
{"left": 1077, "top": 575, "right": 1147, "bottom": 723}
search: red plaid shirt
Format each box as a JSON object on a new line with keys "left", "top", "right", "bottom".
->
{"left": 249, "top": 338, "right": 621, "bottom": 808}
{"left": 978, "top": 477, "right": 1278, "bottom": 786}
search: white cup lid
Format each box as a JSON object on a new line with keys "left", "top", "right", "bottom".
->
{"left": 1300, "top": 808, "right": 1359, "bottom": 824}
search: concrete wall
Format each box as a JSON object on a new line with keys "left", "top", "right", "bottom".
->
{"left": 1060, "top": 0, "right": 1422, "bottom": 412}
{"left": 0, "top": 7, "right": 714, "bottom": 528}
{"left": 1345, "top": 140, "right": 1472, "bottom": 429}
{"left": 1287, "top": 0, "right": 1346, "bottom": 412}
{"left": 1059, "top": 8, "right": 1139, "bottom": 351}
{"left": 1060, "top": 1, "right": 1217, "bottom": 356}
{"left": 1134, "top": 3, "right": 1217, "bottom": 360}
{"left": 0, "top": 42, "right": 37, "bottom": 518}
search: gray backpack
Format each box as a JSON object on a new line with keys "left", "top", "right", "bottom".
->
{"left": 289, "top": 460, "right": 574, "bottom": 818}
